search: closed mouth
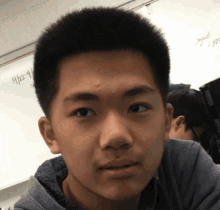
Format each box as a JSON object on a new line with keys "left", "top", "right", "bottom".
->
{"left": 104, "top": 163, "right": 138, "bottom": 170}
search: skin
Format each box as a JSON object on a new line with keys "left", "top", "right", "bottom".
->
{"left": 38, "top": 49, "right": 173, "bottom": 210}
{"left": 169, "top": 115, "right": 205, "bottom": 141}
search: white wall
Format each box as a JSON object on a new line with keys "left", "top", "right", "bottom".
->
{"left": 135, "top": 0, "right": 220, "bottom": 90}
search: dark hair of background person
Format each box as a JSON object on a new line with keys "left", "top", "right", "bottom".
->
{"left": 167, "top": 83, "right": 220, "bottom": 164}
{"left": 33, "top": 6, "right": 170, "bottom": 122}
{"left": 167, "top": 83, "right": 216, "bottom": 135}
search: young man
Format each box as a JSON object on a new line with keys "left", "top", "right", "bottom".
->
{"left": 14, "top": 7, "right": 220, "bottom": 210}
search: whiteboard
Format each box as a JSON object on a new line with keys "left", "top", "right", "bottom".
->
{"left": 135, "top": 0, "right": 220, "bottom": 90}
{"left": 0, "top": 54, "right": 61, "bottom": 190}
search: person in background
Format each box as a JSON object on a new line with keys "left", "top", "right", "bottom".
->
{"left": 168, "top": 83, "right": 220, "bottom": 165}
{"left": 13, "top": 7, "right": 220, "bottom": 210}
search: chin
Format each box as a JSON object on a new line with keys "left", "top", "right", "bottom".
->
{"left": 99, "top": 183, "right": 143, "bottom": 201}
{"left": 103, "top": 193, "right": 139, "bottom": 202}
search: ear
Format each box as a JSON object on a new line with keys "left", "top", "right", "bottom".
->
{"left": 38, "top": 117, "right": 61, "bottom": 154}
{"left": 174, "top": 115, "right": 185, "bottom": 131}
{"left": 164, "top": 103, "right": 174, "bottom": 142}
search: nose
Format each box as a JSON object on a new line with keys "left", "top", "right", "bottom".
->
{"left": 99, "top": 111, "right": 133, "bottom": 151}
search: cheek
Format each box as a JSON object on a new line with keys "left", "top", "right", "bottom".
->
{"left": 138, "top": 138, "right": 164, "bottom": 177}
{"left": 54, "top": 121, "right": 96, "bottom": 169}
{"left": 135, "top": 122, "right": 165, "bottom": 156}
{"left": 62, "top": 138, "right": 95, "bottom": 167}
{"left": 140, "top": 115, "right": 165, "bottom": 143}
{"left": 62, "top": 142, "right": 96, "bottom": 183}
{"left": 137, "top": 116, "right": 165, "bottom": 163}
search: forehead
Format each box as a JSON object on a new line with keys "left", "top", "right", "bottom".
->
{"left": 59, "top": 49, "right": 155, "bottom": 79}
{"left": 57, "top": 49, "right": 159, "bottom": 96}
{"left": 61, "top": 49, "right": 147, "bottom": 64}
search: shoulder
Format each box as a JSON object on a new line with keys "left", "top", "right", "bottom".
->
{"left": 162, "top": 138, "right": 220, "bottom": 209}
{"left": 162, "top": 139, "right": 202, "bottom": 177}
{"left": 164, "top": 138, "right": 199, "bottom": 152}
{"left": 164, "top": 138, "right": 202, "bottom": 162}
{"left": 163, "top": 138, "right": 217, "bottom": 174}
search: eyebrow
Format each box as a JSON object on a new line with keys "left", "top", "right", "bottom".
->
{"left": 63, "top": 85, "right": 156, "bottom": 103}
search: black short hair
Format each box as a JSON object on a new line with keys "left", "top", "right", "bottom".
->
{"left": 34, "top": 6, "right": 170, "bottom": 122}
{"left": 167, "top": 83, "right": 216, "bottom": 133}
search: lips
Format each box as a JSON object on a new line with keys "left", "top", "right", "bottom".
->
{"left": 99, "top": 159, "right": 138, "bottom": 170}
{"left": 100, "top": 162, "right": 139, "bottom": 179}
{"left": 105, "top": 163, "right": 138, "bottom": 170}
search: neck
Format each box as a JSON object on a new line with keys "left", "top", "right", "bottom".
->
{"left": 62, "top": 177, "right": 141, "bottom": 210}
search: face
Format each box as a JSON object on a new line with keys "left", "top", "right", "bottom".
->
{"left": 169, "top": 115, "right": 205, "bottom": 141}
{"left": 39, "top": 50, "right": 173, "bottom": 208}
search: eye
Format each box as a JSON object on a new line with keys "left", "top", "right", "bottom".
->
{"left": 73, "top": 108, "right": 93, "bottom": 118}
{"left": 129, "top": 104, "right": 150, "bottom": 113}
{"left": 72, "top": 104, "right": 151, "bottom": 118}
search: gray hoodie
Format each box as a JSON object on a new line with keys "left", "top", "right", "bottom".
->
{"left": 14, "top": 139, "right": 220, "bottom": 210}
